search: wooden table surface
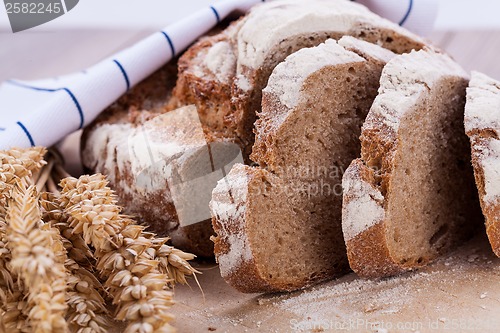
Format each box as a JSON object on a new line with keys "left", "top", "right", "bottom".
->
{"left": 2, "top": 29, "right": 500, "bottom": 332}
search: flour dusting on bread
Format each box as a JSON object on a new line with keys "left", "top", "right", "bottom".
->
{"left": 210, "top": 164, "right": 253, "bottom": 277}
{"left": 342, "top": 160, "right": 385, "bottom": 242}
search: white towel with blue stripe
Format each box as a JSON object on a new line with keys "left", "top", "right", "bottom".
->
{"left": 0, "top": 0, "right": 437, "bottom": 150}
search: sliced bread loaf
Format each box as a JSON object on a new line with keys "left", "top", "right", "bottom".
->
{"left": 210, "top": 38, "right": 394, "bottom": 293}
{"left": 82, "top": 0, "right": 426, "bottom": 257}
{"left": 465, "top": 71, "right": 500, "bottom": 257}
{"left": 342, "top": 50, "right": 483, "bottom": 278}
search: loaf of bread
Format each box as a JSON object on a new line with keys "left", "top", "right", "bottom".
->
{"left": 342, "top": 50, "right": 483, "bottom": 278}
{"left": 465, "top": 71, "right": 500, "bottom": 257}
{"left": 82, "top": 0, "right": 426, "bottom": 257}
{"left": 210, "top": 37, "right": 394, "bottom": 292}
{"left": 81, "top": 64, "right": 218, "bottom": 257}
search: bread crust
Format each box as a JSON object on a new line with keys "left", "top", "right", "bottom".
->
{"left": 469, "top": 136, "right": 500, "bottom": 257}
{"left": 168, "top": 20, "right": 242, "bottom": 142}
{"left": 465, "top": 72, "right": 500, "bottom": 257}
{"left": 211, "top": 166, "right": 282, "bottom": 293}
{"left": 342, "top": 159, "right": 406, "bottom": 278}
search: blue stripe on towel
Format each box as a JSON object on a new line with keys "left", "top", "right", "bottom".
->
{"left": 210, "top": 6, "right": 221, "bottom": 23}
{"left": 17, "top": 121, "right": 35, "bottom": 146}
{"left": 161, "top": 31, "right": 176, "bottom": 57}
{"left": 113, "top": 59, "right": 131, "bottom": 90}
{"left": 0, "top": 127, "right": 5, "bottom": 131}
{"left": 399, "top": 0, "right": 413, "bottom": 26}
{"left": 62, "top": 88, "right": 84, "bottom": 128}
{"left": 7, "top": 80, "right": 85, "bottom": 129}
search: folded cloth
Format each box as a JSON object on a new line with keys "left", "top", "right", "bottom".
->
{"left": 0, "top": 0, "right": 437, "bottom": 150}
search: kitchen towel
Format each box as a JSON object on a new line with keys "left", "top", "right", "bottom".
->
{"left": 0, "top": 0, "right": 438, "bottom": 149}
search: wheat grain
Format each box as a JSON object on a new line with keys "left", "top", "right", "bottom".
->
{"left": 2, "top": 287, "right": 30, "bottom": 333}
{"left": 41, "top": 193, "right": 95, "bottom": 268}
{"left": 65, "top": 257, "right": 113, "bottom": 333}
{"left": 145, "top": 238, "right": 200, "bottom": 286}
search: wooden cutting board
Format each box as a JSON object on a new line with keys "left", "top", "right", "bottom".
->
{"left": 171, "top": 234, "right": 500, "bottom": 333}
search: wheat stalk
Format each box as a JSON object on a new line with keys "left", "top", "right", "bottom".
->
{"left": 6, "top": 183, "right": 68, "bottom": 333}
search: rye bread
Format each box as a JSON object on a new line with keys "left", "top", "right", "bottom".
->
{"left": 82, "top": 0, "right": 426, "bottom": 258}
{"left": 210, "top": 38, "right": 394, "bottom": 292}
{"left": 342, "top": 50, "right": 483, "bottom": 278}
{"left": 464, "top": 71, "right": 500, "bottom": 257}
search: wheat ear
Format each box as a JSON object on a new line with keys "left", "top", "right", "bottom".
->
{"left": 0, "top": 147, "right": 47, "bottom": 194}
{"left": 41, "top": 193, "right": 113, "bottom": 333}
{"left": 144, "top": 237, "right": 201, "bottom": 286}
{"left": 59, "top": 174, "right": 176, "bottom": 333}
{"left": 6, "top": 184, "right": 68, "bottom": 333}
{"left": 65, "top": 257, "right": 113, "bottom": 333}
{"left": 0, "top": 217, "right": 29, "bottom": 333}
{"left": 0, "top": 148, "right": 49, "bottom": 332}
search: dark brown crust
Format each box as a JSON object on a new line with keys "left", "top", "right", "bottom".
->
{"left": 348, "top": 223, "right": 407, "bottom": 278}
{"left": 168, "top": 19, "right": 242, "bottom": 143}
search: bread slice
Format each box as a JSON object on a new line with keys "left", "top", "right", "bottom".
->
{"left": 170, "top": 0, "right": 426, "bottom": 157}
{"left": 464, "top": 71, "right": 500, "bottom": 257}
{"left": 342, "top": 50, "right": 483, "bottom": 278}
{"left": 210, "top": 38, "right": 395, "bottom": 293}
